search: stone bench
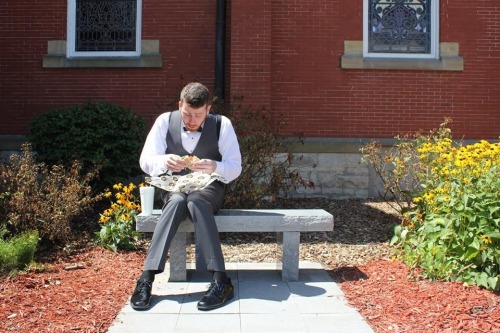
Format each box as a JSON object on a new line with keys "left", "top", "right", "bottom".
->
{"left": 136, "top": 209, "right": 334, "bottom": 281}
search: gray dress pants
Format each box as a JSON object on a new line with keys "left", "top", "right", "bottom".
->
{"left": 143, "top": 181, "right": 226, "bottom": 273}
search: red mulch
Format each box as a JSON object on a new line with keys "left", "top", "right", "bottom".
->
{"left": 335, "top": 260, "right": 500, "bottom": 333}
{"left": 1, "top": 247, "right": 499, "bottom": 333}
{"left": 0, "top": 247, "right": 145, "bottom": 333}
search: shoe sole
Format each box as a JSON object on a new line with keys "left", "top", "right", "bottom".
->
{"left": 197, "top": 290, "right": 234, "bottom": 311}
{"left": 130, "top": 297, "right": 152, "bottom": 311}
{"left": 130, "top": 304, "right": 151, "bottom": 311}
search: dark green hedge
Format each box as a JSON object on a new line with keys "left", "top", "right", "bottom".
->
{"left": 29, "top": 102, "right": 146, "bottom": 188}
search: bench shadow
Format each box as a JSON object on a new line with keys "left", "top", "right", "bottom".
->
{"left": 326, "top": 266, "right": 369, "bottom": 283}
{"left": 145, "top": 267, "right": 337, "bottom": 310}
{"left": 325, "top": 199, "right": 401, "bottom": 245}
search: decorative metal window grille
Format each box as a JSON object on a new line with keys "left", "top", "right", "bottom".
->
{"left": 76, "top": 0, "right": 137, "bottom": 52}
{"left": 368, "top": 0, "right": 431, "bottom": 54}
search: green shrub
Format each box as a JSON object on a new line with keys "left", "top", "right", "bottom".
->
{"left": 0, "top": 231, "right": 39, "bottom": 274}
{"left": 0, "top": 143, "right": 103, "bottom": 244}
{"left": 0, "top": 191, "right": 10, "bottom": 238}
{"left": 95, "top": 182, "right": 141, "bottom": 251}
{"left": 0, "top": 242, "right": 17, "bottom": 273}
{"left": 29, "top": 101, "right": 147, "bottom": 189}
{"left": 12, "top": 231, "right": 39, "bottom": 269}
{"left": 212, "top": 99, "right": 314, "bottom": 208}
{"left": 362, "top": 122, "right": 500, "bottom": 291}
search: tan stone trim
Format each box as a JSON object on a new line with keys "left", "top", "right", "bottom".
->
{"left": 4, "top": 136, "right": 491, "bottom": 155}
{"left": 284, "top": 138, "right": 397, "bottom": 154}
{"left": 341, "top": 41, "right": 464, "bottom": 71}
{"left": 43, "top": 40, "right": 162, "bottom": 68}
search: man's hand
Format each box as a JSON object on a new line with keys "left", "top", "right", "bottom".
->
{"left": 190, "top": 159, "right": 216, "bottom": 174}
{"left": 164, "top": 154, "right": 187, "bottom": 172}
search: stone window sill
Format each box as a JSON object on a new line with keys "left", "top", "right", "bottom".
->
{"left": 42, "top": 40, "right": 162, "bottom": 68}
{"left": 341, "top": 41, "right": 463, "bottom": 71}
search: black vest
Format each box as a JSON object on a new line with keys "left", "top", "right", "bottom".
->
{"left": 166, "top": 110, "right": 222, "bottom": 175}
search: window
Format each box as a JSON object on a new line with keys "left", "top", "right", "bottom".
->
{"left": 363, "top": 0, "right": 439, "bottom": 59}
{"left": 67, "top": 0, "right": 142, "bottom": 58}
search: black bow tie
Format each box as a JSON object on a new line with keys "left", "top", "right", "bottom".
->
{"left": 183, "top": 126, "right": 202, "bottom": 133}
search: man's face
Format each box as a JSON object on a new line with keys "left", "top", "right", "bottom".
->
{"left": 179, "top": 101, "right": 211, "bottom": 132}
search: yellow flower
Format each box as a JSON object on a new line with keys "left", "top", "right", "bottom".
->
{"left": 480, "top": 236, "right": 492, "bottom": 244}
{"left": 99, "top": 215, "right": 110, "bottom": 224}
{"left": 99, "top": 182, "right": 141, "bottom": 226}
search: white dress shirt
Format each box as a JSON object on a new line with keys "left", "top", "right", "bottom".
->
{"left": 139, "top": 112, "right": 242, "bottom": 183}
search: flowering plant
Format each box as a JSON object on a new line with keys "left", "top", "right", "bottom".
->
{"left": 363, "top": 120, "right": 500, "bottom": 291}
{"left": 95, "top": 182, "right": 141, "bottom": 251}
{"left": 397, "top": 136, "right": 500, "bottom": 290}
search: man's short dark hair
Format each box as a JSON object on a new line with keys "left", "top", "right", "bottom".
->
{"left": 180, "top": 82, "right": 210, "bottom": 108}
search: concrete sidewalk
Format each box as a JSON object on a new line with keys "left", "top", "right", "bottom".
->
{"left": 107, "top": 262, "right": 374, "bottom": 333}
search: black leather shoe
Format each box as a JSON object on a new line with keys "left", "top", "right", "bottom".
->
{"left": 130, "top": 279, "right": 153, "bottom": 310}
{"left": 197, "top": 279, "right": 234, "bottom": 311}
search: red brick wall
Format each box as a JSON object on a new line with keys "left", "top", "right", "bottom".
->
{"left": 227, "top": 0, "right": 272, "bottom": 109}
{"left": 228, "top": 0, "right": 500, "bottom": 139}
{"left": 1, "top": 1, "right": 499, "bottom": 139}
{"left": 0, "top": 1, "right": 217, "bottom": 135}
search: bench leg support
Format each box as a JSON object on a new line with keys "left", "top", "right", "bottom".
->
{"left": 170, "top": 231, "right": 300, "bottom": 282}
{"left": 278, "top": 231, "right": 300, "bottom": 281}
{"left": 169, "top": 232, "right": 187, "bottom": 281}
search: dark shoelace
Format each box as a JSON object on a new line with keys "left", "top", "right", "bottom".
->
{"left": 134, "top": 280, "right": 152, "bottom": 295}
{"left": 204, "top": 282, "right": 226, "bottom": 298}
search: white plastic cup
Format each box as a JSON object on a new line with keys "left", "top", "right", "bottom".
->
{"left": 139, "top": 186, "right": 155, "bottom": 216}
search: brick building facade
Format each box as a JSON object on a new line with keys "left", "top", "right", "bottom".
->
{"left": 1, "top": 1, "right": 499, "bottom": 197}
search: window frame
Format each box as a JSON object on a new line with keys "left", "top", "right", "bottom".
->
{"left": 66, "top": 0, "right": 142, "bottom": 58}
{"left": 363, "top": 0, "right": 439, "bottom": 59}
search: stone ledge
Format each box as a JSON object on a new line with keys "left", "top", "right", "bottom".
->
{"left": 43, "top": 54, "right": 163, "bottom": 68}
{"left": 341, "top": 41, "right": 464, "bottom": 71}
{"left": 284, "top": 137, "right": 396, "bottom": 154}
{"left": 3, "top": 135, "right": 489, "bottom": 155}
{"left": 42, "top": 40, "right": 162, "bottom": 68}
{"left": 0, "top": 135, "right": 394, "bottom": 154}
{"left": 0, "top": 135, "right": 26, "bottom": 150}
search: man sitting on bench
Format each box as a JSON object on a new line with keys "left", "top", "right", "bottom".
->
{"left": 130, "top": 82, "right": 242, "bottom": 311}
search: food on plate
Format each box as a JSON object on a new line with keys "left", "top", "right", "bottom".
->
{"left": 181, "top": 155, "right": 200, "bottom": 169}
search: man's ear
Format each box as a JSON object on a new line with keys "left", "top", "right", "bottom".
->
{"left": 178, "top": 101, "right": 183, "bottom": 109}
{"left": 206, "top": 105, "right": 212, "bottom": 114}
